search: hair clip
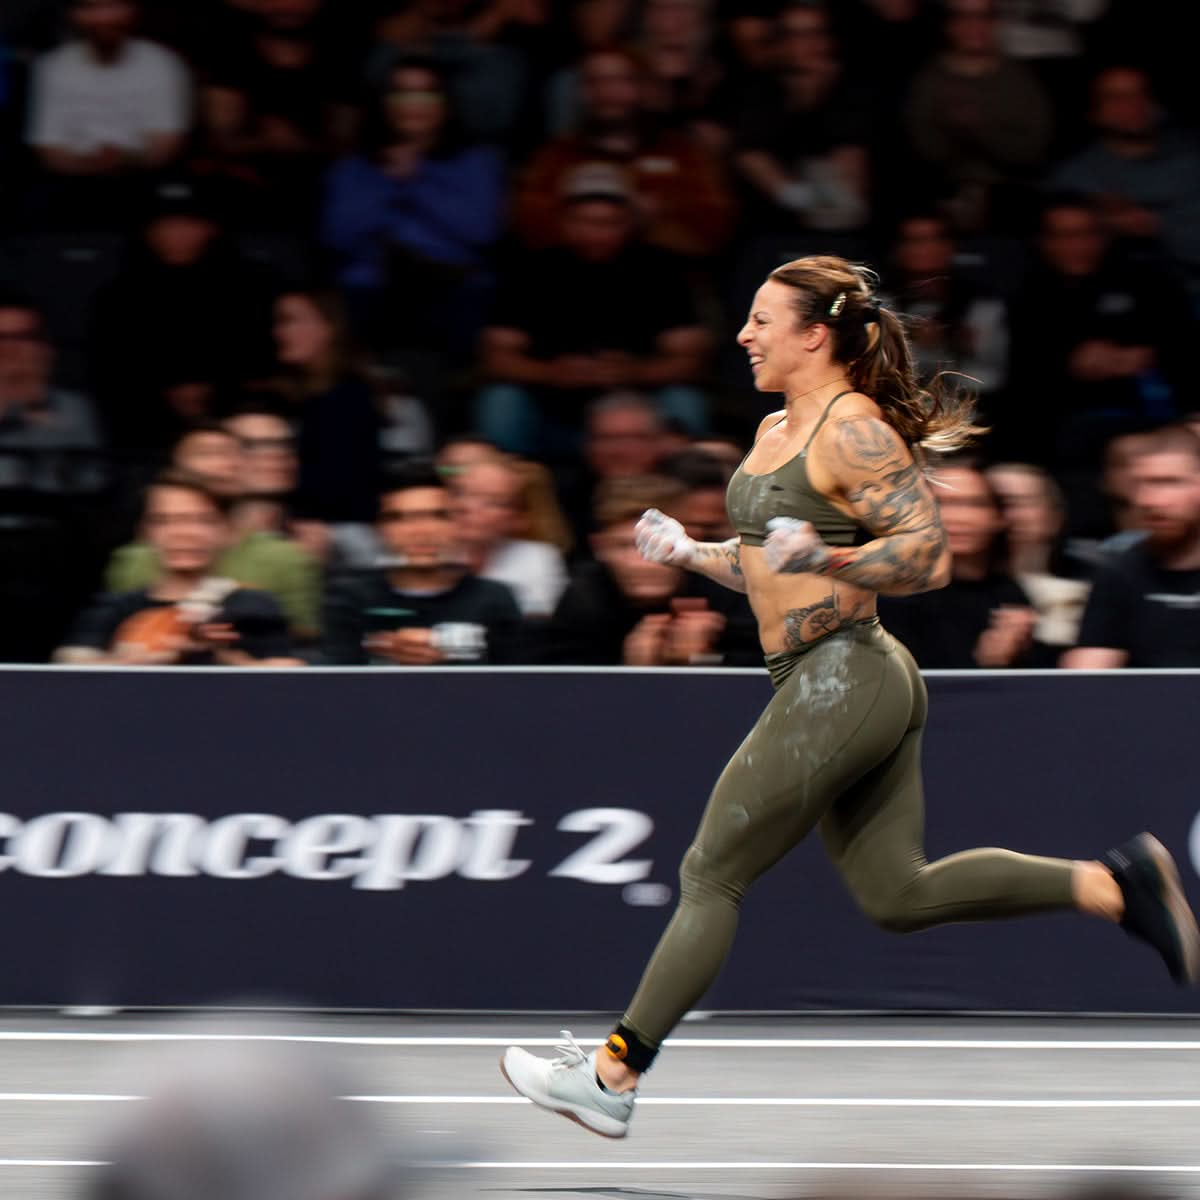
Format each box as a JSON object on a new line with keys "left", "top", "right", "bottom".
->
{"left": 828, "top": 292, "right": 846, "bottom": 318}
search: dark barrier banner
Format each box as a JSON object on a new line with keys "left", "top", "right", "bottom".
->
{"left": 0, "top": 667, "right": 1197, "bottom": 1013}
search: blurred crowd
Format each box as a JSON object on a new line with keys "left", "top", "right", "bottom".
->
{"left": 2, "top": 0, "right": 1200, "bottom": 669}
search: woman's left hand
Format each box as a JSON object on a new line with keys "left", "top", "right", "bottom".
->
{"left": 763, "top": 517, "right": 833, "bottom": 575}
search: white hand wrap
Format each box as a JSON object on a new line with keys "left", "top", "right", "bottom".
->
{"left": 634, "top": 508, "right": 696, "bottom": 566}
{"left": 763, "top": 516, "right": 833, "bottom": 575}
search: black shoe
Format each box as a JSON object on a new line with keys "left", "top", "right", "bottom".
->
{"left": 1103, "top": 833, "right": 1200, "bottom": 985}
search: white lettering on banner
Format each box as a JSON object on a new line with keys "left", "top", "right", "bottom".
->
{"left": 12, "top": 813, "right": 110, "bottom": 878}
{"left": 1188, "top": 812, "right": 1200, "bottom": 881}
{"left": 0, "top": 808, "right": 658, "bottom": 895}
{"left": 99, "top": 814, "right": 202, "bottom": 877}
{"left": 550, "top": 808, "right": 654, "bottom": 884}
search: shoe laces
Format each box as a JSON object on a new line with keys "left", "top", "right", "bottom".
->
{"left": 549, "top": 1030, "right": 589, "bottom": 1071}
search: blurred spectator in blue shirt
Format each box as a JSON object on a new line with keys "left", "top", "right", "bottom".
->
{"left": 1050, "top": 65, "right": 1200, "bottom": 301}
{"left": 322, "top": 54, "right": 503, "bottom": 357}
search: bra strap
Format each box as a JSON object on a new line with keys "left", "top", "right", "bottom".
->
{"left": 802, "top": 389, "right": 853, "bottom": 452}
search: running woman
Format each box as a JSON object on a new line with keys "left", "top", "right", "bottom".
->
{"left": 500, "top": 255, "right": 1200, "bottom": 1138}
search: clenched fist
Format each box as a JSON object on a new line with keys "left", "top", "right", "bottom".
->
{"left": 635, "top": 508, "right": 696, "bottom": 566}
{"left": 763, "top": 517, "right": 834, "bottom": 575}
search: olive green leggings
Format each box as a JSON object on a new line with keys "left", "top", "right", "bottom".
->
{"left": 621, "top": 619, "right": 1077, "bottom": 1052}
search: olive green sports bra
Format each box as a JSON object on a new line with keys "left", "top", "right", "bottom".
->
{"left": 726, "top": 391, "right": 869, "bottom": 548}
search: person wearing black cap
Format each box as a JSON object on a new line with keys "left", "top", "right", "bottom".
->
{"left": 92, "top": 175, "right": 277, "bottom": 455}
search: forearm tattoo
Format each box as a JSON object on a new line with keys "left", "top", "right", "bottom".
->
{"left": 690, "top": 538, "right": 745, "bottom": 589}
{"left": 825, "top": 418, "right": 948, "bottom": 595}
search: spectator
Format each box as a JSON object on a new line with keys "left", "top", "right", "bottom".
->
{"left": 636, "top": 0, "right": 727, "bottom": 141}
{"left": 478, "top": 165, "right": 710, "bottom": 457}
{"left": 453, "top": 457, "right": 569, "bottom": 618}
{"left": 200, "top": 0, "right": 359, "bottom": 219}
{"left": 167, "top": 421, "right": 243, "bottom": 496}
{"left": 986, "top": 461, "right": 1092, "bottom": 661}
{"left": 1004, "top": 194, "right": 1191, "bottom": 478}
{"left": 92, "top": 176, "right": 277, "bottom": 456}
{"left": 730, "top": 1, "right": 871, "bottom": 233}
{"left": 55, "top": 471, "right": 297, "bottom": 665}
{"left": 1049, "top": 65, "right": 1200, "bottom": 298}
{"left": 661, "top": 446, "right": 736, "bottom": 542}
{"left": 557, "top": 391, "right": 667, "bottom": 547}
{"left": 517, "top": 45, "right": 734, "bottom": 258}
{"left": 270, "top": 288, "right": 381, "bottom": 529}
{"left": 879, "top": 210, "right": 1009, "bottom": 416}
{"left": 320, "top": 460, "right": 523, "bottom": 665}
{"left": 994, "top": 0, "right": 1109, "bottom": 148}
{"left": 904, "top": 0, "right": 1053, "bottom": 232}
{"left": 435, "top": 432, "right": 574, "bottom": 553}
{"left": 878, "top": 459, "right": 1038, "bottom": 667}
{"left": 321, "top": 54, "right": 503, "bottom": 357}
{"left": 1063, "top": 424, "right": 1200, "bottom": 667}
{"left": 103, "top": 417, "right": 321, "bottom": 640}
{"left": 0, "top": 293, "right": 104, "bottom": 494}
{"left": 545, "top": 474, "right": 757, "bottom": 665}
{"left": 26, "top": 0, "right": 190, "bottom": 186}
{"left": 690, "top": 430, "right": 748, "bottom": 479}
{"left": 370, "top": 0, "right": 548, "bottom": 145}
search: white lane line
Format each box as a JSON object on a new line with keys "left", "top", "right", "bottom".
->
{"left": 4, "top": 1092, "right": 1200, "bottom": 1109}
{"left": 0, "top": 1160, "right": 107, "bottom": 1168}
{"left": 419, "top": 1162, "right": 1200, "bottom": 1173}
{"left": 8, "top": 1159, "right": 1200, "bottom": 1174}
{"left": 3, "top": 1032, "right": 1200, "bottom": 1050}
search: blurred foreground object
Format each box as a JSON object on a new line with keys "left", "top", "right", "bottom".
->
{"left": 92, "top": 1034, "right": 400, "bottom": 1200}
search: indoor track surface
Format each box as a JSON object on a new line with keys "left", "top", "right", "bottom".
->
{"left": 2, "top": 1013, "right": 1199, "bottom": 1200}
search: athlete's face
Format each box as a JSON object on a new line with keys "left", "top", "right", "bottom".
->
{"left": 737, "top": 281, "right": 812, "bottom": 394}
{"left": 1131, "top": 451, "right": 1200, "bottom": 545}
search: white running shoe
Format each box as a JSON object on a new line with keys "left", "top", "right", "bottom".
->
{"left": 500, "top": 1031, "right": 636, "bottom": 1138}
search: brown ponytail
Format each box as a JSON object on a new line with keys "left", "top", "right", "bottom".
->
{"left": 768, "top": 255, "right": 984, "bottom": 456}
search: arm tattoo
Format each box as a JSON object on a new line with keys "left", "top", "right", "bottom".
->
{"left": 688, "top": 538, "right": 746, "bottom": 592}
{"left": 823, "top": 417, "right": 948, "bottom": 595}
{"left": 692, "top": 539, "right": 742, "bottom": 575}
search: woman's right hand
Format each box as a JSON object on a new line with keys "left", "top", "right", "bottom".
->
{"left": 634, "top": 509, "right": 696, "bottom": 566}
